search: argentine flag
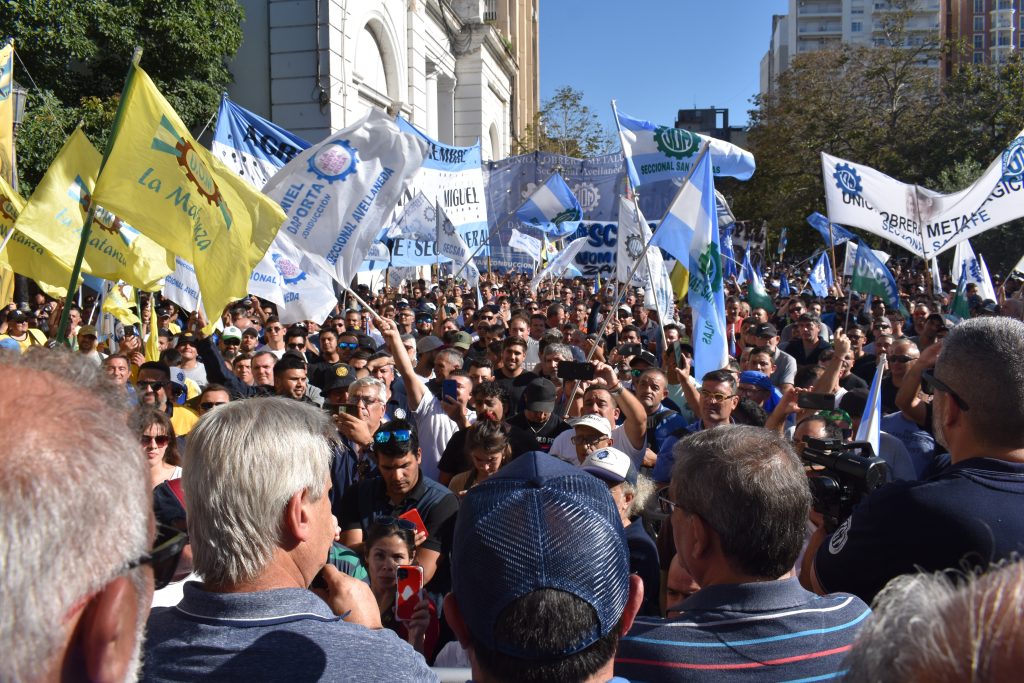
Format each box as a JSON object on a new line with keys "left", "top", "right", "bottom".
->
{"left": 515, "top": 172, "right": 583, "bottom": 238}
{"left": 650, "top": 148, "right": 728, "bottom": 378}
{"left": 615, "top": 109, "right": 755, "bottom": 187}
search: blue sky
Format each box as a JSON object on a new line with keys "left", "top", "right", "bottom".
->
{"left": 539, "top": 0, "right": 789, "bottom": 132}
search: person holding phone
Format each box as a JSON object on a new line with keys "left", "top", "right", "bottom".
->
{"left": 364, "top": 519, "right": 439, "bottom": 658}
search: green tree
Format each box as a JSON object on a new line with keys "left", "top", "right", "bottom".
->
{"left": 3, "top": 0, "right": 244, "bottom": 192}
{"left": 514, "top": 86, "right": 615, "bottom": 158}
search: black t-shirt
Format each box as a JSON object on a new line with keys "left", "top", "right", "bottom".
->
{"left": 493, "top": 369, "right": 539, "bottom": 415}
{"left": 815, "top": 458, "right": 1024, "bottom": 604}
{"left": 851, "top": 354, "right": 877, "bottom": 382}
{"left": 437, "top": 423, "right": 541, "bottom": 476}
{"left": 839, "top": 373, "right": 868, "bottom": 392}
{"left": 624, "top": 521, "right": 661, "bottom": 618}
{"left": 506, "top": 412, "right": 571, "bottom": 453}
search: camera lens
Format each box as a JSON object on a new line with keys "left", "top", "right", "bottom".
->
{"left": 397, "top": 568, "right": 408, "bottom": 579}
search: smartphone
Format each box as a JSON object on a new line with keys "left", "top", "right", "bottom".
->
{"left": 343, "top": 403, "right": 360, "bottom": 417}
{"left": 395, "top": 565, "right": 424, "bottom": 621}
{"left": 398, "top": 508, "right": 428, "bottom": 538}
{"left": 557, "top": 361, "right": 596, "bottom": 381}
{"left": 618, "top": 343, "right": 641, "bottom": 357}
{"left": 797, "top": 392, "right": 837, "bottom": 410}
{"left": 442, "top": 378, "right": 459, "bottom": 402}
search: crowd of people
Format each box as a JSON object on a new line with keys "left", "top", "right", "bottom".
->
{"left": 2, "top": 256, "right": 1024, "bottom": 682}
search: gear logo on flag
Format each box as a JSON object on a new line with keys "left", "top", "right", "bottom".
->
{"left": 442, "top": 218, "right": 456, "bottom": 236}
{"left": 423, "top": 203, "right": 436, "bottom": 224}
{"left": 272, "top": 253, "right": 307, "bottom": 285}
{"left": 552, "top": 207, "right": 582, "bottom": 225}
{"left": 626, "top": 234, "right": 644, "bottom": 259}
{"left": 573, "top": 182, "right": 601, "bottom": 212}
{"left": 0, "top": 192, "right": 17, "bottom": 222}
{"left": 833, "top": 163, "right": 863, "bottom": 198}
{"left": 654, "top": 126, "right": 700, "bottom": 160}
{"left": 1002, "top": 136, "right": 1024, "bottom": 182}
{"left": 308, "top": 139, "right": 358, "bottom": 183}
{"left": 698, "top": 243, "right": 723, "bottom": 292}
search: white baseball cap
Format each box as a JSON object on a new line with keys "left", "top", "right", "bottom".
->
{"left": 569, "top": 414, "right": 613, "bottom": 437}
{"left": 582, "top": 447, "right": 638, "bottom": 486}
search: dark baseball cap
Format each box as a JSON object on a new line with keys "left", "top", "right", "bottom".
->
{"left": 523, "top": 378, "right": 557, "bottom": 413}
{"left": 321, "top": 363, "right": 356, "bottom": 393}
{"left": 629, "top": 350, "right": 658, "bottom": 368}
{"left": 752, "top": 322, "right": 778, "bottom": 337}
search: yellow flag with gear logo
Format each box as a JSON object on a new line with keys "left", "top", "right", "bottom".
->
{"left": 91, "top": 64, "right": 285, "bottom": 330}
{"left": 0, "top": 40, "right": 14, "bottom": 183}
{"left": 0, "top": 174, "right": 73, "bottom": 297}
{"left": 13, "top": 128, "right": 173, "bottom": 290}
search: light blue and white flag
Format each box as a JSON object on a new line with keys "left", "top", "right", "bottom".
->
{"left": 385, "top": 191, "right": 438, "bottom": 242}
{"left": 615, "top": 109, "right": 755, "bottom": 187}
{"left": 809, "top": 252, "right": 833, "bottom": 298}
{"left": 508, "top": 228, "right": 543, "bottom": 263}
{"left": 514, "top": 172, "right": 583, "bottom": 238}
{"left": 720, "top": 223, "right": 738, "bottom": 281}
{"left": 651, "top": 147, "right": 728, "bottom": 377}
{"left": 951, "top": 239, "right": 996, "bottom": 301}
{"left": 856, "top": 356, "right": 886, "bottom": 457}
{"left": 263, "top": 109, "right": 428, "bottom": 286}
{"left": 530, "top": 237, "right": 589, "bottom": 289}
{"left": 806, "top": 212, "right": 855, "bottom": 246}
{"left": 162, "top": 256, "right": 204, "bottom": 315}
{"left": 361, "top": 242, "right": 391, "bottom": 272}
{"left": 211, "top": 94, "right": 311, "bottom": 188}
{"left": 929, "top": 257, "right": 943, "bottom": 292}
{"left": 738, "top": 248, "right": 756, "bottom": 286}
{"left": 777, "top": 227, "right": 788, "bottom": 256}
{"left": 248, "top": 235, "right": 339, "bottom": 324}
{"left": 779, "top": 272, "right": 791, "bottom": 297}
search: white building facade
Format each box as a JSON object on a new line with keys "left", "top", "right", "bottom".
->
{"left": 229, "top": 0, "right": 536, "bottom": 160}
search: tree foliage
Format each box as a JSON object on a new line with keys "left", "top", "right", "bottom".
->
{"left": 514, "top": 86, "right": 615, "bottom": 158}
{"left": 2, "top": 0, "right": 244, "bottom": 192}
{"left": 733, "top": 0, "right": 1024, "bottom": 270}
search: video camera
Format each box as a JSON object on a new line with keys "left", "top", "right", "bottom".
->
{"left": 802, "top": 438, "right": 888, "bottom": 532}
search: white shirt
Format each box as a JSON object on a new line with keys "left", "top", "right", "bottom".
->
{"left": 548, "top": 423, "right": 645, "bottom": 467}
{"left": 411, "top": 380, "right": 476, "bottom": 481}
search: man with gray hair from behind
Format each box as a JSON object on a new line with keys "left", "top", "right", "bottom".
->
{"left": 0, "top": 348, "right": 154, "bottom": 683}
{"left": 843, "top": 561, "right": 1024, "bottom": 682}
{"left": 141, "top": 396, "right": 436, "bottom": 682}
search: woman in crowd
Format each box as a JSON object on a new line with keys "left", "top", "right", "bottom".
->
{"left": 133, "top": 407, "right": 181, "bottom": 489}
{"left": 447, "top": 419, "right": 511, "bottom": 495}
{"left": 364, "top": 519, "right": 440, "bottom": 659}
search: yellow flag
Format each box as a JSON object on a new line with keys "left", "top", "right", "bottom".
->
{"left": 91, "top": 64, "right": 285, "bottom": 330}
{"left": 13, "top": 128, "right": 173, "bottom": 290}
{"left": 670, "top": 261, "right": 689, "bottom": 302}
{"left": 145, "top": 296, "right": 160, "bottom": 362}
{"left": 0, "top": 40, "right": 13, "bottom": 183}
{"left": 102, "top": 281, "right": 141, "bottom": 326}
{"left": 0, "top": 266, "right": 12, "bottom": 306}
{"left": 0, "top": 174, "right": 73, "bottom": 297}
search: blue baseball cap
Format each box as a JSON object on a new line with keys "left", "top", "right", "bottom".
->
{"left": 451, "top": 451, "right": 630, "bottom": 659}
{"left": 739, "top": 370, "right": 774, "bottom": 392}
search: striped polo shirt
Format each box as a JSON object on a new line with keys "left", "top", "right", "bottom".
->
{"left": 614, "top": 577, "right": 870, "bottom": 682}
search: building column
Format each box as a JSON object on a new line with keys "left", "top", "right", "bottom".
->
{"left": 437, "top": 73, "right": 456, "bottom": 145}
{"left": 425, "top": 61, "right": 439, "bottom": 139}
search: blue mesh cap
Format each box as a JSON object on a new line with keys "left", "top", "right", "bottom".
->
{"left": 451, "top": 451, "right": 630, "bottom": 659}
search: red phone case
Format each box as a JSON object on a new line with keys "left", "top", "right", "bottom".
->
{"left": 395, "top": 565, "right": 424, "bottom": 621}
{"left": 399, "top": 508, "right": 428, "bottom": 538}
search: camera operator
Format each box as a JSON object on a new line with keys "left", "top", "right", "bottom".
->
{"left": 803, "top": 318, "right": 1024, "bottom": 604}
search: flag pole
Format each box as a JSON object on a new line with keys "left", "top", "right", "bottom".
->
{"left": 55, "top": 47, "right": 143, "bottom": 345}
{"left": 561, "top": 142, "right": 711, "bottom": 416}
{"left": 342, "top": 285, "right": 383, "bottom": 324}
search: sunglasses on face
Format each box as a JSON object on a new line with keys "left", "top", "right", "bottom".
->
{"left": 140, "top": 434, "right": 170, "bottom": 447}
{"left": 127, "top": 524, "right": 188, "bottom": 590}
{"left": 287, "top": 343, "right": 305, "bottom": 350}
{"left": 374, "top": 429, "right": 413, "bottom": 444}
{"left": 136, "top": 380, "right": 165, "bottom": 392}
{"left": 338, "top": 341, "right": 358, "bottom": 350}
{"left": 921, "top": 368, "right": 970, "bottom": 411}
{"left": 699, "top": 389, "right": 735, "bottom": 403}
{"left": 889, "top": 355, "right": 915, "bottom": 363}
{"left": 200, "top": 401, "right": 228, "bottom": 410}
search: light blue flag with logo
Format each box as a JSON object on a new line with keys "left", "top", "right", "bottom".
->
{"left": 809, "top": 252, "right": 833, "bottom": 298}
{"left": 856, "top": 357, "right": 886, "bottom": 457}
{"left": 615, "top": 109, "right": 755, "bottom": 187}
{"left": 514, "top": 172, "right": 583, "bottom": 238}
{"left": 211, "top": 94, "right": 311, "bottom": 187}
{"left": 651, "top": 148, "right": 728, "bottom": 378}
{"left": 385, "top": 191, "right": 438, "bottom": 242}
{"left": 779, "top": 272, "right": 791, "bottom": 297}
{"left": 806, "top": 212, "right": 855, "bottom": 246}
{"left": 720, "top": 223, "right": 737, "bottom": 280}
{"left": 739, "top": 248, "right": 756, "bottom": 286}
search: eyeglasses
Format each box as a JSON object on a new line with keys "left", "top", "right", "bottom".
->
{"left": 374, "top": 429, "right": 413, "bottom": 444}
{"left": 657, "top": 492, "right": 677, "bottom": 514}
{"left": 374, "top": 516, "right": 418, "bottom": 532}
{"left": 921, "top": 368, "right": 970, "bottom": 411}
{"left": 349, "top": 395, "right": 383, "bottom": 407}
{"left": 140, "top": 434, "right": 170, "bottom": 447}
{"left": 338, "top": 341, "right": 358, "bottom": 350}
{"left": 136, "top": 380, "right": 166, "bottom": 392}
{"left": 200, "top": 401, "right": 228, "bottom": 410}
{"left": 699, "top": 389, "right": 736, "bottom": 403}
{"left": 571, "top": 434, "right": 611, "bottom": 447}
{"left": 126, "top": 524, "right": 188, "bottom": 590}
{"left": 889, "top": 355, "right": 915, "bottom": 364}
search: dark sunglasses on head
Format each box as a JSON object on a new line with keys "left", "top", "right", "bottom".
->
{"left": 374, "top": 429, "right": 412, "bottom": 444}
{"left": 127, "top": 524, "right": 188, "bottom": 590}
{"left": 140, "top": 434, "right": 170, "bottom": 447}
